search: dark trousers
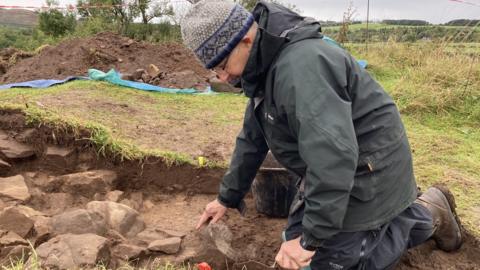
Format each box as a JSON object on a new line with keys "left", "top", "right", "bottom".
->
{"left": 284, "top": 203, "right": 434, "bottom": 270}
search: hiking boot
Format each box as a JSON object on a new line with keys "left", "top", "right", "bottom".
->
{"left": 415, "top": 186, "right": 462, "bottom": 252}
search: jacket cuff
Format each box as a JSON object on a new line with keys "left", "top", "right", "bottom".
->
{"left": 217, "top": 195, "right": 247, "bottom": 216}
{"left": 301, "top": 231, "right": 325, "bottom": 249}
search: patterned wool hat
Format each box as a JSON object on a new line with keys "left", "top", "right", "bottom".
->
{"left": 181, "top": 0, "right": 255, "bottom": 69}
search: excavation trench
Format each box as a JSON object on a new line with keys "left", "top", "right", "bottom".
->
{"left": 0, "top": 109, "right": 479, "bottom": 270}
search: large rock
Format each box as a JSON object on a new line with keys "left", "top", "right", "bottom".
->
{"left": 86, "top": 201, "right": 145, "bottom": 238}
{"left": 135, "top": 227, "right": 187, "bottom": 246}
{"left": 111, "top": 243, "right": 146, "bottom": 261}
{"left": 148, "top": 237, "right": 182, "bottom": 254}
{"left": 45, "top": 193, "right": 75, "bottom": 215}
{"left": 59, "top": 170, "right": 117, "bottom": 197}
{"left": 0, "top": 131, "right": 36, "bottom": 160}
{"left": 0, "top": 207, "right": 34, "bottom": 238}
{"left": 203, "top": 223, "right": 237, "bottom": 260}
{"left": 0, "top": 175, "right": 31, "bottom": 202}
{"left": 32, "top": 233, "right": 110, "bottom": 270}
{"left": 51, "top": 209, "right": 107, "bottom": 236}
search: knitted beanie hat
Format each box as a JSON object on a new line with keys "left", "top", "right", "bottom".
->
{"left": 181, "top": 0, "right": 255, "bottom": 69}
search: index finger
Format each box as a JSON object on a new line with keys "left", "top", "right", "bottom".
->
{"left": 195, "top": 211, "right": 211, "bottom": 230}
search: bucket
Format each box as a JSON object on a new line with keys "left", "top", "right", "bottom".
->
{"left": 251, "top": 166, "right": 297, "bottom": 218}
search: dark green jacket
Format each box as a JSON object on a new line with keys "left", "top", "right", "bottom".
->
{"left": 218, "top": 2, "right": 418, "bottom": 247}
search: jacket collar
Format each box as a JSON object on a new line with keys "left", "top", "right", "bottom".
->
{"left": 240, "top": 1, "right": 322, "bottom": 98}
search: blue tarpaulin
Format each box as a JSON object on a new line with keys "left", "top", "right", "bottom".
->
{"left": 88, "top": 69, "right": 199, "bottom": 94}
{"left": 323, "top": 35, "right": 368, "bottom": 69}
{"left": 0, "top": 76, "right": 87, "bottom": 90}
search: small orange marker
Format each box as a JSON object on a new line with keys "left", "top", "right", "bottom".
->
{"left": 197, "top": 262, "right": 212, "bottom": 270}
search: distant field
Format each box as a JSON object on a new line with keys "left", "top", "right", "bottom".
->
{"left": 323, "top": 23, "right": 477, "bottom": 30}
{"left": 323, "top": 23, "right": 480, "bottom": 43}
{"left": 0, "top": 8, "right": 38, "bottom": 28}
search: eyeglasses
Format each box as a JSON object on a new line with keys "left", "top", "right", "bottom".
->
{"left": 212, "top": 54, "right": 231, "bottom": 73}
{"left": 212, "top": 46, "right": 239, "bottom": 73}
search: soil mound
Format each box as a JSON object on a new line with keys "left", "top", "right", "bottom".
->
{"left": 0, "top": 32, "right": 212, "bottom": 89}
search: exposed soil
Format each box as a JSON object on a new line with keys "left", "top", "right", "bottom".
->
{"left": 0, "top": 32, "right": 212, "bottom": 90}
{"left": 0, "top": 109, "right": 479, "bottom": 270}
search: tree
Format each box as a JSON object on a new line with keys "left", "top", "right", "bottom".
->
{"left": 77, "top": 0, "right": 139, "bottom": 34}
{"left": 38, "top": 1, "right": 76, "bottom": 37}
{"left": 337, "top": 1, "right": 356, "bottom": 44}
{"left": 137, "top": 0, "right": 174, "bottom": 25}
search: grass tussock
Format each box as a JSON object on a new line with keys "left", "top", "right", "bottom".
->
{"left": 349, "top": 41, "right": 480, "bottom": 121}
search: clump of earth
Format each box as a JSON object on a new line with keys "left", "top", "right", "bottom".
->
{"left": 0, "top": 32, "right": 214, "bottom": 90}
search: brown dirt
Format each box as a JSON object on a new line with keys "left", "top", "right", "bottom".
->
{"left": 0, "top": 109, "right": 479, "bottom": 270}
{"left": 0, "top": 32, "right": 212, "bottom": 89}
{"left": 0, "top": 48, "right": 35, "bottom": 76}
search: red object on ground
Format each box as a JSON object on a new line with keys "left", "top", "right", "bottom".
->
{"left": 197, "top": 262, "right": 212, "bottom": 270}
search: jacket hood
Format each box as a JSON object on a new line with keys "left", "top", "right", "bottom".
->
{"left": 241, "top": 1, "right": 323, "bottom": 98}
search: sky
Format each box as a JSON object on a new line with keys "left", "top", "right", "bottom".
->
{"left": 2, "top": 0, "right": 480, "bottom": 24}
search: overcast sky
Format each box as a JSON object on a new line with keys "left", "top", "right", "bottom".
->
{"left": 2, "top": 0, "right": 480, "bottom": 24}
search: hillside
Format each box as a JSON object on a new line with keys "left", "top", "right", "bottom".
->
{"left": 0, "top": 8, "right": 38, "bottom": 28}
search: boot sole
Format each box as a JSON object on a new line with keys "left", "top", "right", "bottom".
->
{"left": 432, "top": 185, "right": 463, "bottom": 250}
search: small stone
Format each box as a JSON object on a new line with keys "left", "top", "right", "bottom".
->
{"left": 142, "top": 199, "right": 154, "bottom": 210}
{"left": 93, "top": 193, "right": 104, "bottom": 201}
{"left": 141, "top": 72, "right": 152, "bottom": 83}
{"left": 0, "top": 175, "right": 31, "bottom": 202}
{"left": 45, "top": 146, "right": 73, "bottom": 158}
{"left": 132, "top": 69, "right": 145, "bottom": 81}
{"left": 146, "top": 64, "right": 161, "bottom": 78}
{"left": 106, "top": 190, "right": 124, "bottom": 202}
{"left": 14, "top": 129, "right": 38, "bottom": 143}
{"left": 148, "top": 237, "right": 182, "bottom": 254}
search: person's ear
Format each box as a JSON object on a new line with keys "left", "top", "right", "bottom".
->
{"left": 241, "top": 34, "right": 253, "bottom": 45}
